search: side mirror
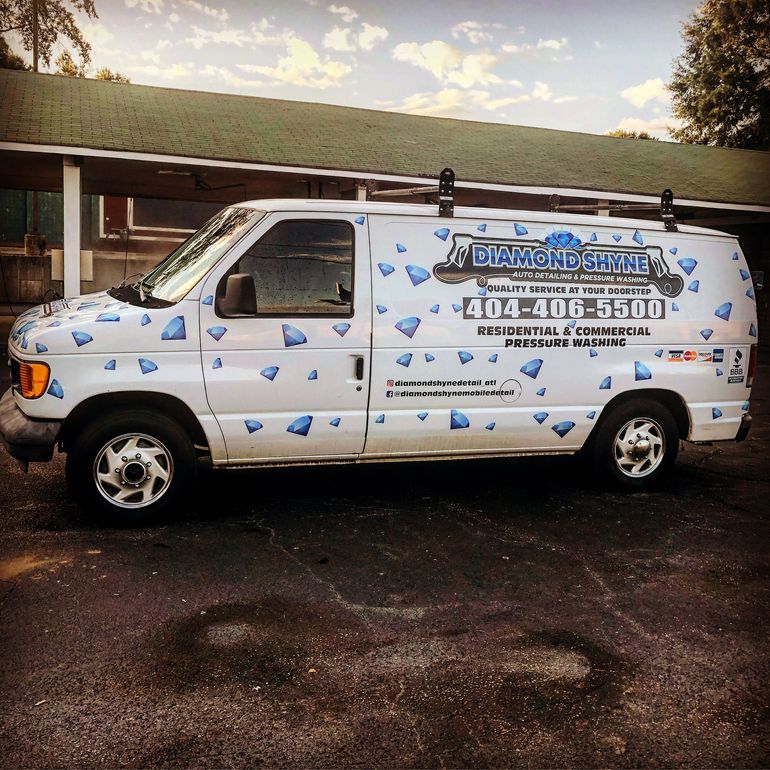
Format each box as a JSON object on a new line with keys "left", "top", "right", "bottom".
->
{"left": 221, "top": 273, "right": 257, "bottom": 317}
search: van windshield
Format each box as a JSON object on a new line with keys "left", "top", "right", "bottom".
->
{"left": 138, "top": 207, "right": 264, "bottom": 303}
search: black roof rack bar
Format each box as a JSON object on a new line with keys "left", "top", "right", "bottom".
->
{"left": 369, "top": 185, "right": 440, "bottom": 198}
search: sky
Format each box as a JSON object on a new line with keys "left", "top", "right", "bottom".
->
{"left": 9, "top": 0, "right": 701, "bottom": 139}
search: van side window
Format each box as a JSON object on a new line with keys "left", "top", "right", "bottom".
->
{"left": 232, "top": 219, "right": 354, "bottom": 316}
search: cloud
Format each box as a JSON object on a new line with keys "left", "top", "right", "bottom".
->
{"left": 238, "top": 36, "right": 351, "bottom": 89}
{"left": 199, "top": 64, "right": 263, "bottom": 88}
{"left": 128, "top": 62, "right": 192, "bottom": 78}
{"left": 125, "top": 0, "right": 163, "bottom": 13}
{"left": 450, "top": 20, "right": 503, "bottom": 44}
{"left": 82, "top": 22, "right": 114, "bottom": 49}
{"left": 179, "top": 0, "right": 229, "bottom": 21}
{"left": 156, "top": 39, "right": 172, "bottom": 50}
{"left": 392, "top": 40, "right": 502, "bottom": 88}
{"left": 324, "top": 22, "right": 388, "bottom": 52}
{"left": 139, "top": 49, "right": 160, "bottom": 64}
{"left": 620, "top": 77, "right": 669, "bottom": 108}
{"left": 502, "top": 36, "right": 570, "bottom": 57}
{"left": 328, "top": 4, "right": 358, "bottom": 22}
{"left": 612, "top": 115, "right": 682, "bottom": 138}
{"left": 185, "top": 25, "right": 251, "bottom": 48}
{"left": 536, "top": 37, "right": 567, "bottom": 50}
{"left": 386, "top": 88, "right": 531, "bottom": 118}
{"left": 358, "top": 23, "right": 388, "bottom": 51}
{"left": 323, "top": 26, "right": 355, "bottom": 51}
{"left": 593, "top": 40, "right": 606, "bottom": 49}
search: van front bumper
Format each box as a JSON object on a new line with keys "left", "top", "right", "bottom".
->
{"left": 0, "top": 388, "right": 61, "bottom": 466}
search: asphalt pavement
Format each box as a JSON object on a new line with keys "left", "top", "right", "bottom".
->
{"left": 1, "top": 356, "right": 769, "bottom": 768}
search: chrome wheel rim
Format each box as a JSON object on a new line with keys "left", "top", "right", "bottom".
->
{"left": 93, "top": 433, "right": 174, "bottom": 508}
{"left": 613, "top": 417, "right": 665, "bottom": 478}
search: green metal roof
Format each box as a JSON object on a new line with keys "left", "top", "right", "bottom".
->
{"left": 1, "top": 69, "right": 769, "bottom": 208}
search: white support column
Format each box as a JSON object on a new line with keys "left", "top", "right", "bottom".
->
{"left": 598, "top": 198, "right": 610, "bottom": 218}
{"left": 62, "top": 155, "right": 81, "bottom": 297}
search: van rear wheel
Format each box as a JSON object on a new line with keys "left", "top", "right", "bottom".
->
{"left": 591, "top": 399, "right": 678, "bottom": 489}
{"left": 66, "top": 408, "right": 196, "bottom": 526}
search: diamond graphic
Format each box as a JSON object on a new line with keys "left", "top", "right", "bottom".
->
{"left": 396, "top": 243, "right": 407, "bottom": 253}
{"left": 634, "top": 361, "right": 652, "bottom": 381}
{"left": 747, "top": 287, "right": 755, "bottom": 300}
{"left": 749, "top": 323, "right": 757, "bottom": 337}
{"left": 633, "top": 229, "right": 644, "bottom": 245}
{"left": 478, "top": 287, "right": 487, "bottom": 296}
{"left": 485, "top": 422, "right": 496, "bottom": 431}
{"left": 700, "top": 328, "right": 714, "bottom": 341}
{"left": 713, "top": 302, "right": 732, "bottom": 322}
{"left": 96, "top": 312, "right": 120, "bottom": 322}
{"left": 586, "top": 411, "right": 596, "bottom": 420}
{"left": 458, "top": 351, "right": 473, "bottom": 365}
{"left": 260, "top": 366, "right": 279, "bottom": 381}
{"left": 202, "top": 295, "right": 214, "bottom": 306}
{"left": 330, "top": 417, "right": 341, "bottom": 427}
{"left": 655, "top": 349, "right": 663, "bottom": 357}
{"left": 712, "top": 408, "right": 722, "bottom": 420}
{"left": 282, "top": 323, "right": 306, "bottom": 347}
{"left": 545, "top": 230, "right": 581, "bottom": 249}
{"left": 378, "top": 262, "right": 395, "bottom": 277}
{"left": 589, "top": 348, "right": 598, "bottom": 358}
{"left": 332, "top": 322, "right": 351, "bottom": 337}
{"left": 520, "top": 358, "right": 543, "bottom": 379}
{"left": 377, "top": 305, "right": 388, "bottom": 314}
{"left": 536, "top": 387, "right": 546, "bottom": 396}
{"left": 161, "top": 315, "right": 186, "bottom": 340}
{"left": 477, "top": 224, "right": 487, "bottom": 232}
{"left": 48, "top": 321, "right": 62, "bottom": 327}
{"left": 396, "top": 353, "right": 413, "bottom": 367}
{"left": 739, "top": 269, "right": 750, "bottom": 281}
{"left": 599, "top": 376, "right": 612, "bottom": 390}
{"left": 716, "top": 368, "right": 723, "bottom": 376}
{"left": 612, "top": 234, "right": 622, "bottom": 243}
{"left": 732, "top": 252, "right": 739, "bottom": 260}
{"left": 212, "top": 357, "right": 222, "bottom": 369}
{"left": 207, "top": 326, "right": 228, "bottom": 342}
{"left": 488, "top": 354, "right": 498, "bottom": 363}
{"left": 677, "top": 258, "right": 697, "bottom": 275}
{"left": 742, "top": 401, "right": 749, "bottom": 411}
{"left": 355, "top": 216, "right": 365, "bottom": 225}
{"left": 434, "top": 228, "right": 450, "bottom": 241}
{"left": 417, "top": 412, "right": 428, "bottom": 421}
{"left": 670, "top": 247, "right": 678, "bottom": 255}
{"left": 308, "top": 369, "right": 318, "bottom": 380}
{"left": 35, "top": 343, "right": 48, "bottom": 354}
{"left": 141, "top": 314, "right": 151, "bottom": 326}
{"left": 430, "top": 304, "right": 440, "bottom": 314}
{"left": 452, "top": 304, "right": 462, "bottom": 313}
{"left": 77, "top": 301, "right": 99, "bottom": 310}
{"left": 425, "top": 353, "right": 435, "bottom": 362}
{"left": 405, "top": 264, "right": 430, "bottom": 287}
{"left": 287, "top": 415, "right": 313, "bottom": 436}
{"left": 566, "top": 320, "right": 577, "bottom": 329}
{"left": 515, "top": 223, "right": 528, "bottom": 236}
{"left": 138, "top": 358, "right": 158, "bottom": 375}
{"left": 375, "top": 414, "right": 385, "bottom": 424}
{"left": 450, "top": 409, "right": 469, "bottom": 429}
{"left": 47, "top": 379, "right": 64, "bottom": 399}
{"left": 395, "top": 316, "right": 421, "bottom": 338}
{"left": 672, "top": 303, "right": 680, "bottom": 311}
{"left": 552, "top": 421, "right": 576, "bottom": 438}
{"left": 21, "top": 336, "right": 28, "bottom": 349}
{"left": 590, "top": 233, "right": 598, "bottom": 242}
{"left": 17, "top": 321, "right": 37, "bottom": 334}
{"left": 245, "top": 419, "right": 263, "bottom": 433}
{"left": 104, "top": 359, "right": 116, "bottom": 371}
{"left": 688, "top": 280, "right": 699, "bottom": 293}
{"left": 533, "top": 411, "right": 548, "bottom": 424}
{"left": 72, "top": 331, "right": 93, "bottom": 347}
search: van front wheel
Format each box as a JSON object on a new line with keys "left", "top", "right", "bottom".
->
{"left": 66, "top": 408, "right": 196, "bottom": 526}
{"left": 592, "top": 399, "right": 678, "bottom": 488}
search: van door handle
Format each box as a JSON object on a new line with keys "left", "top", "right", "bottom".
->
{"left": 354, "top": 355, "right": 365, "bottom": 380}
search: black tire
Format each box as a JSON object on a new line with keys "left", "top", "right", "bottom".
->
{"left": 66, "top": 407, "right": 196, "bottom": 526}
{"left": 590, "top": 398, "right": 679, "bottom": 489}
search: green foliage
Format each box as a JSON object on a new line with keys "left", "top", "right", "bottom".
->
{"left": 54, "top": 48, "right": 85, "bottom": 76}
{"left": 669, "top": 0, "right": 770, "bottom": 150}
{"left": 94, "top": 67, "right": 129, "bottom": 83}
{"left": 606, "top": 129, "right": 658, "bottom": 140}
{"left": 0, "top": 30, "right": 27, "bottom": 68}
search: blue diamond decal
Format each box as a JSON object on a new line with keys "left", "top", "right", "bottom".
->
{"left": 378, "top": 262, "right": 395, "bottom": 277}
{"left": 425, "top": 353, "right": 435, "bottom": 362}
{"left": 612, "top": 234, "right": 622, "bottom": 243}
{"left": 77, "top": 301, "right": 99, "bottom": 310}
{"left": 245, "top": 419, "right": 263, "bottom": 433}
{"left": 520, "top": 358, "right": 543, "bottom": 379}
{"left": 742, "top": 401, "right": 749, "bottom": 411}
{"left": 545, "top": 230, "right": 581, "bottom": 249}
{"left": 739, "top": 269, "right": 750, "bottom": 281}
{"left": 35, "top": 343, "right": 48, "bottom": 354}
{"left": 485, "top": 422, "right": 495, "bottom": 431}
{"left": 533, "top": 411, "right": 548, "bottom": 424}
{"left": 202, "top": 294, "right": 213, "bottom": 305}
{"left": 48, "top": 321, "right": 62, "bottom": 327}
{"left": 72, "top": 331, "right": 93, "bottom": 347}
{"left": 732, "top": 252, "right": 739, "bottom": 260}
{"left": 396, "top": 353, "right": 413, "bottom": 367}
{"left": 396, "top": 243, "right": 407, "bottom": 253}
{"left": 434, "top": 228, "right": 450, "bottom": 241}
{"left": 632, "top": 229, "right": 644, "bottom": 245}
{"left": 634, "top": 361, "right": 652, "bottom": 381}
{"left": 700, "top": 328, "right": 713, "bottom": 340}
{"left": 749, "top": 323, "right": 757, "bottom": 337}
{"left": 377, "top": 304, "right": 388, "bottom": 314}
{"left": 716, "top": 368, "right": 723, "bottom": 376}
{"left": 688, "top": 280, "right": 699, "bottom": 293}
{"left": 332, "top": 322, "right": 351, "bottom": 337}
{"left": 586, "top": 411, "right": 596, "bottom": 420}
{"left": 430, "top": 304, "right": 440, "bottom": 314}
{"left": 670, "top": 247, "right": 678, "bottom": 255}
{"left": 104, "top": 359, "right": 116, "bottom": 371}
{"left": 287, "top": 415, "right": 313, "bottom": 436}
{"left": 477, "top": 223, "right": 487, "bottom": 232}
{"left": 599, "top": 376, "right": 612, "bottom": 390}
{"left": 375, "top": 414, "right": 385, "bottom": 424}
{"left": 672, "top": 303, "right": 680, "bottom": 311}
{"left": 20, "top": 336, "right": 28, "bottom": 349}
{"left": 308, "top": 369, "right": 318, "bottom": 380}
{"left": 47, "top": 379, "right": 63, "bottom": 399}
{"left": 590, "top": 233, "right": 597, "bottom": 242}
{"left": 355, "top": 216, "right": 365, "bottom": 225}
{"left": 96, "top": 312, "right": 120, "bottom": 322}
{"left": 515, "top": 223, "right": 528, "bottom": 236}
{"left": 138, "top": 358, "right": 158, "bottom": 374}
{"left": 282, "top": 323, "right": 306, "bottom": 347}
{"left": 458, "top": 351, "right": 473, "bottom": 364}
{"left": 589, "top": 348, "right": 598, "bottom": 358}
{"left": 141, "top": 314, "right": 152, "bottom": 326}
{"left": 330, "top": 417, "right": 341, "bottom": 427}
{"left": 395, "top": 316, "right": 421, "bottom": 338}
{"left": 212, "top": 357, "right": 222, "bottom": 369}
{"left": 655, "top": 349, "right": 663, "bottom": 357}
{"left": 17, "top": 321, "right": 38, "bottom": 334}
{"left": 478, "top": 287, "right": 487, "bottom": 296}
{"left": 207, "top": 326, "right": 228, "bottom": 342}
{"left": 746, "top": 287, "right": 755, "bottom": 300}
{"left": 260, "top": 366, "right": 279, "bottom": 381}
{"left": 488, "top": 354, "right": 498, "bottom": 363}
{"left": 712, "top": 408, "right": 722, "bottom": 420}
{"left": 566, "top": 320, "right": 577, "bottom": 329}
{"left": 417, "top": 411, "right": 428, "bottom": 421}
{"left": 552, "top": 421, "right": 575, "bottom": 438}
{"left": 714, "top": 302, "right": 732, "bottom": 321}
{"left": 677, "top": 258, "right": 697, "bottom": 275}
{"left": 161, "top": 315, "right": 186, "bottom": 340}
{"left": 450, "top": 409, "right": 469, "bottom": 429}
{"left": 405, "top": 264, "right": 430, "bottom": 287}
{"left": 452, "top": 304, "right": 462, "bottom": 313}
{"left": 536, "top": 387, "right": 546, "bottom": 396}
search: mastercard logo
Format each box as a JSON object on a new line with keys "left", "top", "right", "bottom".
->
{"left": 684, "top": 350, "right": 697, "bottom": 361}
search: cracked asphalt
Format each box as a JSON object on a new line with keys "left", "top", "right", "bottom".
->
{"left": 1, "top": 358, "right": 769, "bottom": 768}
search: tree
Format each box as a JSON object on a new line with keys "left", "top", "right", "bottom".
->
{"left": 54, "top": 49, "right": 129, "bottom": 82}
{"left": 0, "top": 29, "right": 27, "bottom": 68}
{"left": 669, "top": 0, "right": 770, "bottom": 150}
{"left": 606, "top": 129, "right": 658, "bottom": 140}
{"left": 94, "top": 67, "right": 129, "bottom": 83}
{"left": 0, "top": 0, "right": 97, "bottom": 70}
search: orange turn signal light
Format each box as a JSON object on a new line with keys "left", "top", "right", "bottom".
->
{"left": 18, "top": 361, "right": 50, "bottom": 399}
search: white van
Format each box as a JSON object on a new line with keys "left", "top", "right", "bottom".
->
{"left": 1, "top": 197, "right": 757, "bottom": 524}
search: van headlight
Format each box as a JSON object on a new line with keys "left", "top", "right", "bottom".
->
{"left": 16, "top": 360, "right": 50, "bottom": 399}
